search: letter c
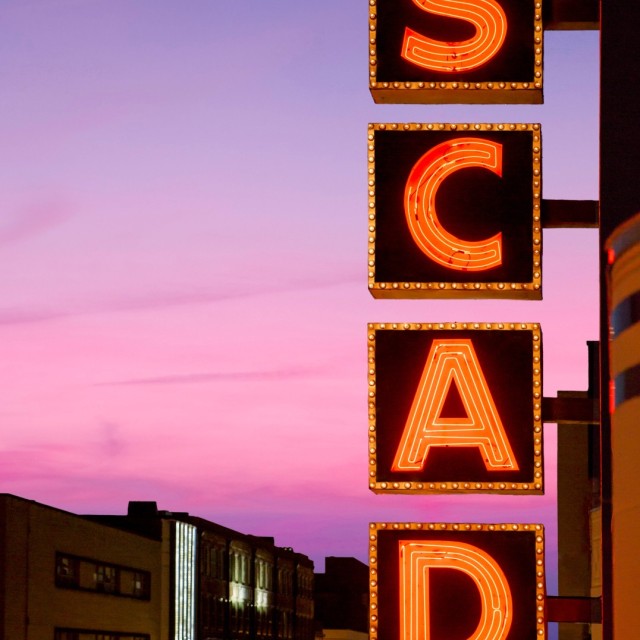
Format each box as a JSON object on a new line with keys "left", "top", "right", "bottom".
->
{"left": 404, "top": 137, "right": 503, "bottom": 272}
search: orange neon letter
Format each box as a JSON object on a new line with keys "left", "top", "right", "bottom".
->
{"left": 392, "top": 339, "right": 518, "bottom": 471}
{"left": 405, "top": 137, "right": 503, "bottom": 272}
{"left": 399, "top": 540, "right": 513, "bottom": 640}
{"left": 401, "top": 0, "right": 508, "bottom": 73}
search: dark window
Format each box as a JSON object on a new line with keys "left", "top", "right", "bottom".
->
{"left": 55, "top": 555, "right": 80, "bottom": 587}
{"left": 95, "top": 564, "right": 117, "bottom": 593}
{"left": 55, "top": 631, "right": 149, "bottom": 640}
{"left": 119, "top": 569, "right": 150, "bottom": 599}
{"left": 132, "top": 571, "right": 148, "bottom": 598}
{"left": 54, "top": 553, "right": 150, "bottom": 600}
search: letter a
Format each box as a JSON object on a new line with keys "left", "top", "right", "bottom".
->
{"left": 392, "top": 339, "right": 518, "bottom": 471}
{"left": 399, "top": 540, "right": 513, "bottom": 640}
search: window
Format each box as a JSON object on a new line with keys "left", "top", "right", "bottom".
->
{"left": 229, "top": 544, "right": 251, "bottom": 585}
{"left": 95, "top": 564, "right": 117, "bottom": 593}
{"left": 230, "top": 553, "right": 236, "bottom": 581}
{"left": 56, "top": 556, "right": 80, "bottom": 586}
{"left": 132, "top": 572, "right": 148, "bottom": 598}
{"left": 200, "top": 535, "right": 226, "bottom": 580}
{"left": 205, "top": 541, "right": 226, "bottom": 579}
{"left": 55, "top": 631, "right": 149, "bottom": 640}
{"left": 54, "top": 553, "right": 150, "bottom": 600}
{"left": 119, "top": 569, "right": 150, "bottom": 599}
{"left": 278, "top": 567, "right": 293, "bottom": 596}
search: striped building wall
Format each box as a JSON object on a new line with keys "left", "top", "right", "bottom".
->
{"left": 606, "top": 212, "right": 640, "bottom": 635}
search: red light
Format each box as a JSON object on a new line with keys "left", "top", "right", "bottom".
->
{"left": 404, "top": 137, "right": 503, "bottom": 272}
{"left": 399, "top": 539, "right": 513, "bottom": 640}
{"left": 609, "top": 379, "right": 616, "bottom": 414}
{"left": 392, "top": 338, "right": 519, "bottom": 472}
{"left": 401, "top": 0, "right": 508, "bottom": 73}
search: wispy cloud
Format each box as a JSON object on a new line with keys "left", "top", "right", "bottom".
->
{"left": 0, "top": 308, "right": 73, "bottom": 326}
{"left": 0, "top": 443, "right": 190, "bottom": 509}
{"left": 0, "top": 200, "right": 73, "bottom": 247}
{"left": 99, "top": 421, "right": 125, "bottom": 457}
{"left": 95, "top": 364, "right": 327, "bottom": 387}
{"left": 0, "top": 273, "right": 361, "bottom": 327}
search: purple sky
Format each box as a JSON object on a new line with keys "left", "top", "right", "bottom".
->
{"left": 0, "top": 0, "right": 599, "bottom": 592}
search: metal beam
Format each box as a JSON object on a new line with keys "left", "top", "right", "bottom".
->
{"left": 542, "top": 395, "right": 599, "bottom": 424}
{"left": 541, "top": 199, "right": 599, "bottom": 228}
{"left": 544, "top": 0, "right": 599, "bottom": 30}
{"left": 547, "top": 596, "right": 602, "bottom": 623}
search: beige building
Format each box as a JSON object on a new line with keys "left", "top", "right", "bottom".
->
{"left": 606, "top": 213, "right": 640, "bottom": 639}
{"left": 0, "top": 494, "right": 164, "bottom": 640}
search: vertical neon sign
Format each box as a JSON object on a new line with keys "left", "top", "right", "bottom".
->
{"left": 368, "top": 3, "right": 548, "bottom": 638}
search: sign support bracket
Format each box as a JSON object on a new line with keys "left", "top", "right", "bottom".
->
{"left": 541, "top": 199, "right": 599, "bottom": 228}
{"left": 542, "top": 395, "right": 599, "bottom": 424}
{"left": 546, "top": 596, "right": 602, "bottom": 623}
{"left": 544, "top": 0, "right": 599, "bottom": 31}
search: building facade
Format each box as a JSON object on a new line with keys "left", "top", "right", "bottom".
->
{"left": 0, "top": 496, "right": 314, "bottom": 640}
{"left": 0, "top": 494, "right": 163, "bottom": 640}
{"left": 606, "top": 213, "right": 640, "bottom": 639}
{"left": 314, "top": 557, "right": 367, "bottom": 640}
{"left": 89, "top": 501, "right": 315, "bottom": 640}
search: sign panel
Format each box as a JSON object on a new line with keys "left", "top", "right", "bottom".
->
{"left": 369, "top": 0, "right": 543, "bottom": 104}
{"left": 369, "top": 522, "right": 546, "bottom": 640}
{"left": 368, "top": 123, "right": 541, "bottom": 299}
{"left": 368, "top": 323, "right": 543, "bottom": 494}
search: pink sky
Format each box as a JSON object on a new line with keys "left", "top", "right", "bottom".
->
{"left": 0, "top": 0, "right": 599, "bottom": 592}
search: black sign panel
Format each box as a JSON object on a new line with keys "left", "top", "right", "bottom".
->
{"left": 368, "top": 124, "right": 541, "bottom": 299}
{"left": 368, "top": 323, "right": 543, "bottom": 493}
{"left": 369, "top": 0, "right": 543, "bottom": 104}
{"left": 370, "top": 523, "right": 545, "bottom": 640}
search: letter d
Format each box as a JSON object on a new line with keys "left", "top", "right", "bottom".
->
{"left": 399, "top": 540, "right": 512, "bottom": 640}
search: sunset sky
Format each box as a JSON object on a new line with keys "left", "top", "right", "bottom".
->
{"left": 0, "top": 0, "right": 599, "bottom": 595}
